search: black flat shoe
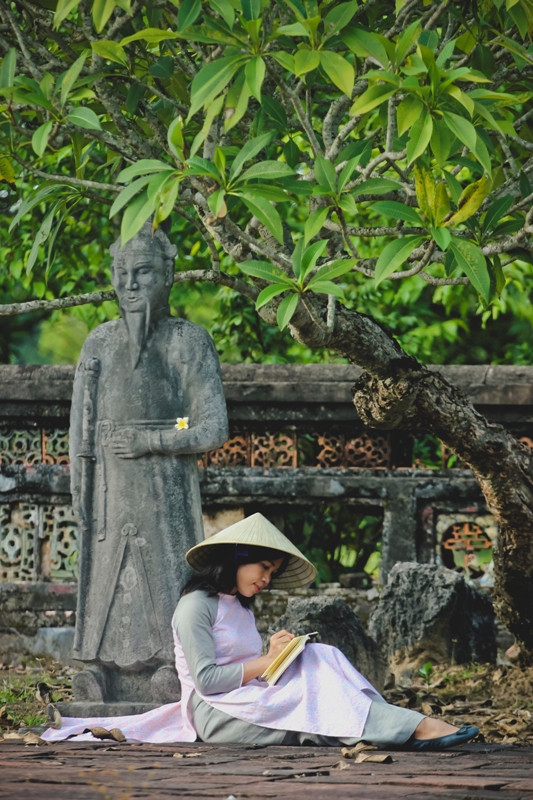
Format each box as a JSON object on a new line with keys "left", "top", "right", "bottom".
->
{"left": 408, "top": 725, "right": 479, "bottom": 751}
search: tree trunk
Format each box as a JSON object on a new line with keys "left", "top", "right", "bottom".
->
{"left": 280, "top": 296, "right": 533, "bottom": 657}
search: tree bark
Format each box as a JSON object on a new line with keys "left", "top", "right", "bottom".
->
{"left": 281, "top": 294, "right": 533, "bottom": 657}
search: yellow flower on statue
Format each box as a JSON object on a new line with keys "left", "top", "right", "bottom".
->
{"left": 175, "top": 417, "right": 189, "bottom": 430}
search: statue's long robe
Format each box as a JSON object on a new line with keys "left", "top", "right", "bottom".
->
{"left": 70, "top": 315, "right": 228, "bottom": 669}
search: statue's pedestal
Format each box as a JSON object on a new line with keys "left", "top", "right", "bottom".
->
{"left": 55, "top": 701, "right": 162, "bottom": 717}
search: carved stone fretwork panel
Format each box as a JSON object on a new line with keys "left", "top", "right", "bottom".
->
{"left": 435, "top": 512, "right": 497, "bottom": 585}
{"left": 42, "top": 428, "right": 70, "bottom": 465}
{"left": 316, "top": 432, "right": 390, "bottom": 469}
{"left": 0, "top": 503, "right": 39, "bottom": 581}
{"left": 0, "top": 426, "right": 42, "bottom": 465}
{"left": 42, "top": 505, "right": 79, "bottom": 581}
{"left": 206, "top": 434, "right": 250, "bottom": 467}
{"left": 251, "top": 433, "right": 298, "bottom": 468}
{"left": 345, "top": 434, "right": 390, "bottom": 468}
{"left": 0, "top": 502, "right": 78, "bottom": 583}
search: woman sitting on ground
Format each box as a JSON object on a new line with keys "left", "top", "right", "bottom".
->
{"left": 43, "top": 513, "right": 478, "bottom": 749}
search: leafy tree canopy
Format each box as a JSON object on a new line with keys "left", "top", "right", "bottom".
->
{"left": 1, "top": 0, "right": 533, "bottom": 353}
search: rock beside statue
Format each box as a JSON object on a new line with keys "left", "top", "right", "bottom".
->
{"left": 273, "top": 596, "right": 387, "bottom": 693}
{"left": 368, "top": 562, "right": 497, "bottom": 682}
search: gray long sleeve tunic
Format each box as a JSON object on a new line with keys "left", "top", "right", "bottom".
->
{"left": 173, "top": 590, "right": 424, "bottom": 746}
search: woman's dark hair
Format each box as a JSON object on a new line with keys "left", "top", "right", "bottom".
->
{"left": 180, "top": 544, "right": 289, "bottom": 608}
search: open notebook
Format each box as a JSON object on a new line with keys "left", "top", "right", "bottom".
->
{"left": 261, "top": 632, "right": 318, "bottom": 686}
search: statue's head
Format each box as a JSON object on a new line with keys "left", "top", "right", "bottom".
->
{"left": 110, "top": 220, "right": 177, "bottom": 315}
{"left": 110, "top": 221, "right": 178, "bottom": 367}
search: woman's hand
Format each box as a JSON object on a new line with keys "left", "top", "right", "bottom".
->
{"left": 267, "top": 629, "right": 294, "bottom": 660}
{"left": 241, "top": 629, "right": 295, "bottom": 684}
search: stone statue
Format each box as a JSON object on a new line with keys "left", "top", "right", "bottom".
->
{"left": 69, "top": 221, "right": 228, "bottom": 707}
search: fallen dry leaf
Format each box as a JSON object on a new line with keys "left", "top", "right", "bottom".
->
{"left": 35, "top": 682, "right": 53, "bottom": 706}
{"left": 173, "top": 751, "right": 202, "bottom": 759}
{"left": 21, "top": 732, "right": 46, "bottom": 746}
{"left": 341, "top": 742, "right": 378, "bottom": 758}
{"left": 331, "top": 760, "right": 350, "bottom": 770}
{"left": 355, "top": 753, "right": 394, "bottom": 764}
{"left": 46, "top": 704, "right": 62, "bottom": 730}
{"left": 3, "top": 731, "right": 23, "bottom": 741}
{"left": 421, "top": 702, "right": 433, "bottom": 716}
{"left": 83, "top": 726, "right": 126, "bottom": 742}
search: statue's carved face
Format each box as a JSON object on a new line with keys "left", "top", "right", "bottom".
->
{"left": 112, "top": 250, "right": 172, "bottom": 313}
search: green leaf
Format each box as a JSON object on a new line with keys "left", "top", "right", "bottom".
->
{"left": 225, "top": 69, "right": 251, "bottom": 132}
{"left": 245, "top": 56, "right": 265, "bottom": 102}
{"left": 283, "top": 139, "right": 300, "bottom": 169}
{"left": 186, "top": 156, "right": 220, "bottom": 180}
{"left": 229, "top": 132, "right": 274, "bottom": 181}
{"left": 121, "top": 28, "right": 180, "bottom": 45}
{"left": 270, "top": 52, "right": 296, "bottom": 73}
{"left": 449, "top": 236, "right": 490, "bottom": 300}
{"left": 396, "top": 95, "right": 424, "bottom": 137}
{"left": 209, "top": 0, "right": 234, "bottom": 28}
{"left": 92, "top": 0, "right": 116, "bottom": 33}
{"left": 54, "top": 0, "right": 81, "bottom": 28}
{"left": 255, "top": 283, "right": 288, "bottom": 310}
{"left": 395, "top": 19, "right": 422, "bottom": 67}
{"left": 167, "top": 116, "right": 185, "bottom": 160}
{"left": 483, "top": 195, "right": 515, "bottom": 234}
{"left": 91, "top": 40, "right": 128, "bottom": 67}
{"left": 444, "top": 175, "right": 490, "bottom": 227}
{"left": 406, "top": 113, "right": 433, "bottom": 164}
{"left": 60, "top": 54, "right": 88, "bottom": 109}
{"left": 430, "top": 226, "right": 451, "bottom": 251}
{"left": 178, "top": 0, "right": 202, "bottom": 32}
{"left": 149, "top": 56, "right": 174, "bottom": 79}
{"left": 262, "top": 96, "right": 287, "bottom": 128}
{"left": 241, "top": 0, "right": 261, "bottom": 21}
{"left": 304, "top": 207, "right": 329, "bottom": 243}
{"left": 239, "top": 260, "right": 294, "bottom": 284}
{"left": 0, "top": 49, "right": 16, "bottom": 89}
{"left": 338, "top": 194, "right": 357, "bottom": 216}
{"left": 126, "top": 82, "right": 145, "bottom": 115}
{"left": 443, "top": 170, "right": 463, "bottom": 205}
{"left": 118, "top": 159, "right": 174, "bottom": 182}
{"left": 307, "top": 258, "right": 356, "bottom": 284}
{"left": 121, "top": 189, "right": 156, "bottom": 246}
{"left": 351, "top": 84, "right": 396, "bottom": 115}
{"left": 320, "top": 51, "right": 354, "bottom": 97}
{"left": 188, "top": 55, "right": 246, "bottom": 118}
{"left": 207, "top": 188, "right": 227, "bottom": 218}
{"left": 314, "top": 155, "right": 337, "bottom": 193}
{"left": 342, "top": 27, "right": 389, "bottom": 69}
{"left": 323, "top": 1, "right": 359, "bottom": 41}
{"left": 434, "top": 182, "right": 451, "bottom": 226}
{"left": 474, "top": 133, "right": 492, "bottom": 177}
{"left": 300, "top": 239, "right": 328, "bottom": 282}
{"left": 294, "top": 49, "right": 320, "bottom": 76}
{"left": 306, "top": 279, "right": 344, "bottom": 297}
{"left": 110, "top": 175, "right": 153, "bottom": 218}
{"left": 67, "top": 106, "right": 102, "bottom": 130}
{"left": 277, "top": 22, "right": 309, "bottom": 37}
{"left": 277, "top": 292, "right": 299, "bottom": 330}
{"left": 351, "top": 177, "right": 401, "bottom": 197}
{"left": 241, "top": 194, "right": 284, "bottom": 242}
{"left": 32, "top": 120, "right": 53, "bottom": 157}
{"left": 430, "top": 118, "right": 453, "bottom": 166}
{"left": 238, "top": 161, "right": 294, "bottom": 182}
{"left": 26, "top": 204, "right": 57, "bottom": 275}
{"left": 9, "top": 184, "right": 65, "bottom": 232}
{"left": 190, "top": 94, "right": 225, "bottom": 157}
{"left": 370, "top": 201, "right": 423, "bottom": 226}
{"left": 442, "top": 111, "right": 477, "bottom": 153}
{"left": 413, "top": 162, "right": 435, "bottom": 223}
{"left": 337, "top": 156, "right": 362, "bottom": 192}
{"left": 374, "top": 235, "right": 424, "bottom": 284}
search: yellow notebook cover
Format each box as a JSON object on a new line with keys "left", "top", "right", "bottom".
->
{"left": 261, "top": 632, "right": 318, "bottom": 686}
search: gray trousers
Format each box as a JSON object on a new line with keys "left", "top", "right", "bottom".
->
{"left": 190, "top": 690, "right": 424, "bottom": 747}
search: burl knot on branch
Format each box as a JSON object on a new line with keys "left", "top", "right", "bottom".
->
{"left": 352, "top": 368, "right": 426, "bottom": 431}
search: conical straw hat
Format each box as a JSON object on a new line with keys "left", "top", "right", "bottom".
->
{"left": 186, "top": 512, "right": 317, "bottom": 589}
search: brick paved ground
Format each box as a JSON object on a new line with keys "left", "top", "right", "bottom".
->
{"left": 1, "top": 740, "right": 533, "bottom": 799}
